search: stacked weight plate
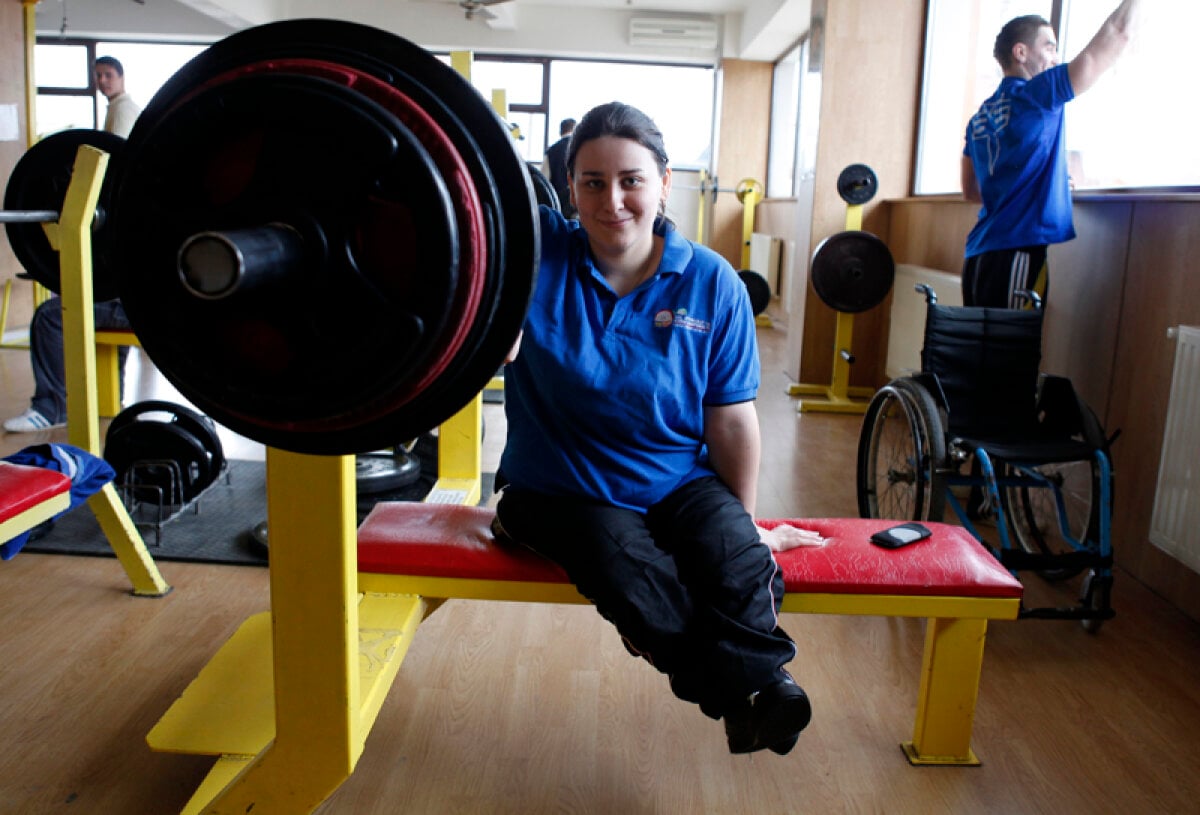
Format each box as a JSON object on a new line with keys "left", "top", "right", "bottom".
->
{"left": 111, "top": 20, "right": 539, "bottom": 455}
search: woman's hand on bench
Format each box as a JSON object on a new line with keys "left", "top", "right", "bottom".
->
{"left": 757, "top": 523, "right": 826, "bottom": 553}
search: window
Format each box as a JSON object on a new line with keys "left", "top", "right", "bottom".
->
{"left": 1059, "top": 2, "right": 1199, "bottom": 189}
{"left": 766, "top": 42, "right": 802, "bottom": 198}
{"left": 33, "top": 38, "right": 207, "bottom": 139}
{"left": 548, "top": 60, "right": 715, "bottom": 168}
{"left": 915, "top": 0, "right": 1052, "bottom": 194}
{"left": 93, "top": 41, "right": 207, "bottom": 116}
{"left": 915, "top": 0, "right": 1198, "bottom": 194}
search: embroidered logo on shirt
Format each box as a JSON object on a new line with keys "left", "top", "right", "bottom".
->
{"left": 654, "top": 308, "right": 711, "bottom": 333}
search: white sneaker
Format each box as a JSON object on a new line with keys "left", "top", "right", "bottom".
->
{"left": 3, "top": 408, "right": 63, "bottom": 433}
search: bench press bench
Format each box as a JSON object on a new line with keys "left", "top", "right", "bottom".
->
{"left": 357, "top": 503, "right": 1024, "bottom": 766}
{"left": 0, "top": 461, "right": 71, "bottom": 549}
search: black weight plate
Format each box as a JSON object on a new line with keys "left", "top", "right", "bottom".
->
{"left": 836, "top": 163, "right": 878, "bottom": 205}
{"left": 810, "top": 230, "right": 894, "bottom": 314}
{"left": 3, "top": 129, "right": 126, "bottom": 301}
{"left": 113, "top": 20, "right": 537, "bottom": 455}
{"left": 106, "top": 400, "right": 226, "bottom": 487}
{"left": 526, "top": 162, "right": 561, "bottom": 212}
{"left": 212, "top": 58, "right": 491, "bottom": 417}
{"left": 105, "top": 421, "right": 213, "bottom": 504}
{"left": 738, "top": 269, "right": 771, "bottom": 316}
{"left": 191, "top": 22, "right": 535, "bottom": 454}
{"left": 114, "top": 71, "right": 460, "bottom": 443}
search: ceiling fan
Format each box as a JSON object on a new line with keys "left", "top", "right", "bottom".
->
{"left": 459, "top": 0, "right": 512, "bottom": 22}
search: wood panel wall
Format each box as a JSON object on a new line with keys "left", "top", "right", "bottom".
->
{"left": 885, "top": 194, "right": 1200, "bottom": 624}
{"left": 1, "top": 0, "right": 33, "bottom": 328}
{"left": 784, "top": 0, "right": 925, "bottom": 389}
{"left": 710, "top": 59, "right": 772, "bottom": 269}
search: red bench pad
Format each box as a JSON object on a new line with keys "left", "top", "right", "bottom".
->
{"left": 0, "top": 462, "right": 71, "bottom": 524}
{"left": 357, "top": 503, "right": 1022, "bottom": 599}
{"left": 759, "top": 518, "right": 1022, "bottom": 598}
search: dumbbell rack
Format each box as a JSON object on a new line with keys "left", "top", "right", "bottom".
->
{"left": 49, "top": 145, "right": 171, "bottom": 596}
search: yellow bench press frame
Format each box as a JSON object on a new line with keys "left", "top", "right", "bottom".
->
{"left": 148, "top": 440, "right": 1018, "bottom": 814}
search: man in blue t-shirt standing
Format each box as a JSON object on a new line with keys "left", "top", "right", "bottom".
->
{"left": 961, "top": 1, "right": 1141, "bottom": 308}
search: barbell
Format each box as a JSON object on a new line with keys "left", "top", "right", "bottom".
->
{"left": 4, "top": 20, "right": 540, "bottom": 456}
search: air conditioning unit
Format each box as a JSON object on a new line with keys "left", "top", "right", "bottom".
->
{"left": 629, "top": 16, "right": 719, "bottom": 50}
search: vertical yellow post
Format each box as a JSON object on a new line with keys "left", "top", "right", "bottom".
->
{"left": 22, "top": 0, "right": 38, "bottom": 147}
{"left": 203, "top": 451, "right": 362, "bottom": 812}
{"left": 58, "top": 145, "right": 170, "bottom": 597}
{"left": 431, "top": 396, "right": 482, "bottom": 506}
{"left": 737, "top": 179, "right": 762, "bottom": 270}
{"left": 829, "top": 312, "right": 855, "bottom": 401}
{"left": 59, "top": 150, "right": 106, "bottom": 457}
{"left": 450, "top": 50, "right": 473, "bottom": 81}
{"left": 22, "top": 0, "right": 51, "bottom": 308}
{"left": 422, "top": 45, "right": 486, "bottom": 508}
{"left": 902, "top": 617, "right": 988, "bottom": 765}
{"left": 696, "top": 170, "right": 709, "bottom": 245}
{"left": 845, "top": 203, "right": 863, "bottom": 232}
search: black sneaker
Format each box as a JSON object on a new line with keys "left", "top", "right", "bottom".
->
{"left": 724, "top": 676, "right": 812, "bottom": 755}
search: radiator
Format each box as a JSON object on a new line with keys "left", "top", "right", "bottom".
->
{"left": 1150, "top": 325, "right": 1200, "bottom": 574}
{"left": 749, "top": 232, "right": 784, "bottom": 294}
{"left": 886, "top": 264, "right": 962, "bottom": 380}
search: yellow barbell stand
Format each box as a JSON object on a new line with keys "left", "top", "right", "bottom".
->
{"left": 786, "top": 202, "right": 875, "bottom": 414}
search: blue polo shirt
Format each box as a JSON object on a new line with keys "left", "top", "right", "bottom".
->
{"left": 963, "top": 63, "right": 1075, "bottom": 257}
{"left": 500, "top": 206, "right": 760, "bottom": 512}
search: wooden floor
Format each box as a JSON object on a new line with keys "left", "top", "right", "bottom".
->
{"left": 1, "top": 309, "right": 1199, "bottom": 814}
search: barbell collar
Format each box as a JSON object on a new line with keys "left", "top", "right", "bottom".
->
{"left": 177, "top": 224, "right": 307, "bottom": 301}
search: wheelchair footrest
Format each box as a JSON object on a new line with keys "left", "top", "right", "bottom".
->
{"left": 994, "top": 548, "right": 1112, "bottom": 572}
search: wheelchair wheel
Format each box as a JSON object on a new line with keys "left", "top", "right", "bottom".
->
{"left": 999, "top": 404, "right": 1106, "bottom": 582}
{"left": 857, "top": 380, "right": 946, "bottom": 521}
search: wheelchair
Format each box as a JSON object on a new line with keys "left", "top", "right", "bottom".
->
{"left": 855, "top": 285, "right": 1115, "bottom": 631}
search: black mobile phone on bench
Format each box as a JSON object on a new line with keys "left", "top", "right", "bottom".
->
{"left": 870, "top": 522, "right": 932, "bottom": 549}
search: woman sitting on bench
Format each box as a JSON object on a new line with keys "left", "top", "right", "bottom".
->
{"left": 493, "top": 101, "right": 818, "bottom": 757}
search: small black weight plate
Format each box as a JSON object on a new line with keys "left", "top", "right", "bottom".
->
{"left": 105, "top": 421, "right": 212, "bottom": 505}
{"left": 3, "top": 129, "right": 126, "bottom": 301}
{"left": 526, "top": 162, "right": 561, "bottom": 212}
{"left": 810, "top": 230, "right": 895, "bottom": 314}
{"left": 106, "top": 400, "right": 226, "bottom": 488}
{"left": 356, "top": 450, "right": 423, "bottom": 494}
{"left": 738, "top": 269, "right": 771, "bottom": 316}
{"left": 114, "top": 71, "right": 459, "bottom": 445}
{"left": 836, "top": 163, "right": 878, "bottom": 205}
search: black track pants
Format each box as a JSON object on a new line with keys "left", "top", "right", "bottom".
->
{"left": 495, "top": 476, "right": 796, "bottom": 719}
{"left": 962, "top": 245, "right": 1049, "bottom": 308}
